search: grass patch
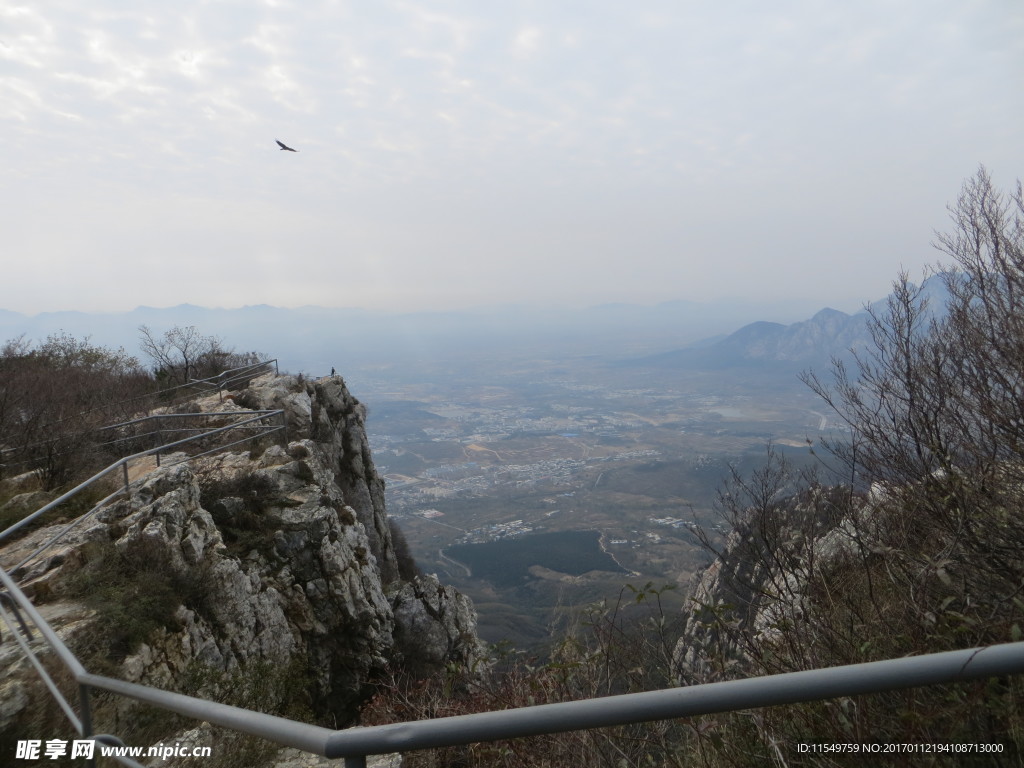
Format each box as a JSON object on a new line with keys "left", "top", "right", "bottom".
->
{"left": 176, "top": 658, "right": 316, "bottom": 768}
{"left": 0, "top": 476, "right": 117, "bottom": 542}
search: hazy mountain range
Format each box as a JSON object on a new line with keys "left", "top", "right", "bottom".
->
{"left": 0, "top": 296, "right": 827, "bottom": 373}
{"left": 0, "top": 278, "right": 948, "bottom": 375}
{"left": 630, "top": 274, "right": 951, "bottom": 371}
{"left": 630, "top": 306, "right": 871, "bottom": 370}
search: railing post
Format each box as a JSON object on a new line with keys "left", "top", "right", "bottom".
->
{"left": 79, "top": 684, "right": 97, "bottom": 768}
{"left": 121, "top": 462, "right": 130, "bottom": 491}
{"left": 0, "top": 594, "right": 33, "bottom": 639}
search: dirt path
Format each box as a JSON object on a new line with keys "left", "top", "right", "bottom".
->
{"left": 126, "top": 455, "right": 159, "bottom": 484}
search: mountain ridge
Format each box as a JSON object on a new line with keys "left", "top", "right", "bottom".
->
{"left": 0, "top": 296, "right": 838, "bottom": 373}
{"left": 629, "top": 274, "right": 952, "bottom": 370}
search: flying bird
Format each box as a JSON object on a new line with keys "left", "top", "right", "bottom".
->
{"left": 276, "top": 139, "right": 298, "bottom": 152}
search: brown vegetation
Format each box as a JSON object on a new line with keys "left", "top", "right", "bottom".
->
{"left": 0, "top": 333, "right": 150, "bottom": 490}
{"left": 0, "top": 327, "right": 263, "bottom": 497}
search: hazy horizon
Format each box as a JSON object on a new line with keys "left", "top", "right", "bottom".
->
{"left": 0, "top": 291, "right": 849, "bottom": 378}
{"left": 0, "top": 292, "right": 852, "bottom": 319}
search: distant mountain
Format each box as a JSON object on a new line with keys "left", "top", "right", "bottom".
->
{"left": 630, "top": 275, "right": 952, "bottom": 371}
{"left": 631, "top": 308, "right": 869, "bottom": 370}
{"left": 0, "top": 296, "right": 827, "bottom": 374}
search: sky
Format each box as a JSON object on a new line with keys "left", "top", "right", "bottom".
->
{"left": 2, "top": 0, "right": 1022, "bottom": 316}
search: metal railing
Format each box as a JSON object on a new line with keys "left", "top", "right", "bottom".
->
{"left": 0, "top": 405, "right": 287, "bottom": 765}
{"left": 0, "top": 358, "right": 288, "bottom": 766}
{"left": 95, "top": 411, "right": 286, "bottom": 464}
{"left": 4, "top": 558, "right": 1024, "bottom": 768}
{"left": 178, "top": 358, "right": 279, "bottom": 400}
{"left": 0, "top": 411, "right": 285, "bottom": 605}
{"left": 0, "top": 409, "right": 285, "bottom": 547}
{"left": 3, "top": 357, "right": 1024, "bottom": 765}
{"left": 0, "top": 359, "right": 279, "bottom": 475}
{"left": 113, "top": 358, "right": 279, "bottom": 405}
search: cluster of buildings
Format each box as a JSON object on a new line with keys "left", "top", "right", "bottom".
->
{"left": 648, "top": 516, "right": 694, "bottom": 530}
{"left": 455, "top": 519, "right": 534, "bottom": 545}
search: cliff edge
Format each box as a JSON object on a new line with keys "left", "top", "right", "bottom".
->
{"left": 0, "top": 372, "right": 486, "bottom": 747}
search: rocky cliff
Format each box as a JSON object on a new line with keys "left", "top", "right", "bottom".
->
{"left": 672, "top": 485, "right": 851, "bottom": 684}
{"left": 0, "top": 372, "right": 486, "bottom": 746}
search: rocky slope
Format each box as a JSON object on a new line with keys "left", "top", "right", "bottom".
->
{"left": 672, "top": 485, "right": 851, "bottom": 684}
{"left": 0, "top": 372, "right": 486, "bottom": 750}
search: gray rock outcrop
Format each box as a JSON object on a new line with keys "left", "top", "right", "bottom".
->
{"left": 0, "top": 372, "right": 486, "bottom": 752}
{"left": 672, "top": 486, "right": 849, "bottom": 684}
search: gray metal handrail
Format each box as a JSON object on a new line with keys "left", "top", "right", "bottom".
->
{"left": 3, "top": 543, "right": 1024, "bottom": 768}
{"left": 182, "top": 358, "right": 279, "bottom": 401}
{"left": 99, "top": 410, "right": 278, "bottom": 432}
{"left": 0, "top": 358, "right": 284, "bottom": 766}
{"left": 0, "top": 363, "right": 282, "bottom": 501}
{"left": 0, "top": 359, "right": 279, "bottom": 465}
{"left": 3, "top": 410, "right": 283, "bottom": 583}
{"left": 0, "top": 572, "right": 144, "bottom": 768}
{"left": 185, "top": 358, "right": 278, "bottom": 389}
{"left": 96, "top": 410, "right": 285, "bottom": 463}
{"left": 325, "top": 643, "right": 1024, "bottom": 758}
{"left": 0, "top": 409, "right": 284, "bottom": 545}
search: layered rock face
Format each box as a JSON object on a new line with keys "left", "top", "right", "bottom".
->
{"left": 1, "top": 372, "right": 485, "bottom": 730}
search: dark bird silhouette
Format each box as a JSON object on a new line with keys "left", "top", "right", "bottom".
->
{"left": 276, "top": 139, "right": 298, "bottom": 152}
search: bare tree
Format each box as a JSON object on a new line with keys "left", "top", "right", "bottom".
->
{"left": 138, "top": 325, "right": 212, "bottom": 386}
{"left": 676, "top": 169, "right": 1024, "bottom": 758}
{"left": 934, "top": 167, "right": 1024, "bottom": 473}
{"left": 0, "top": 334, "right": 150, "bottom": 488}
{"left": 138, "top": 325, "right": 263, "bottom": 387}
{"left": 804, "top": 169, "right": 1024, "bottom": 548}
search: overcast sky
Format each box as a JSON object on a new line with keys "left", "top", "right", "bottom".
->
{"left": 2, "top": 1, "right": 1021, "bottom": 316}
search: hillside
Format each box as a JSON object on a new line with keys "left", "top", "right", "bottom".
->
{"left": 668, "top": 173, "right": 1024, "bottom": 761}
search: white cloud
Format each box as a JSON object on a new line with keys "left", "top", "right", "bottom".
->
{"left": 0, "top": 0, "right": 1020, "bottom": 315}
{"left": 0, "top": 78, "right": 46, "bottom": 121}
{"left": 0, "top": 5, "right": 57, "bottom": 68}
{"left": 512, "top": 26, "right": 542, "bottom": 58}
